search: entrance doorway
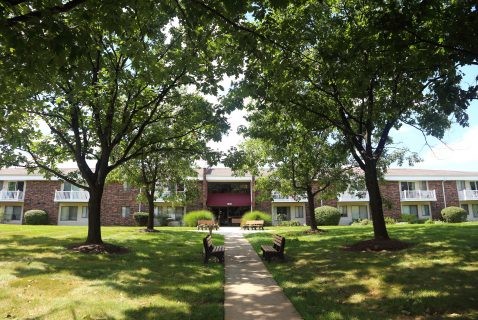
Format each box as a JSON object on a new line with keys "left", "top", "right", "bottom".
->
{"left": 210, "top": 206, "right": 250, "bottom": 226}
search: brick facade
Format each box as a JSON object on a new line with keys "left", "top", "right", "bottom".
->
{"left": 23, "top": 180, "right": 61, "bottom": 224}
{"left": 379, "top": 181, "right": 402, "bottom": 219}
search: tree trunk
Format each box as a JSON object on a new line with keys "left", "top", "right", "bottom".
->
{"left": 364, "top": 161, "right": 390, "bottom": 240}
{"left": 86, "top": 185, "right": 104, "bottom": 244}
{"left": 146, "top": 191, "right": 156, "bottom": 230}
{"left": 306, "top": 187, "right": 318, "bottom": 231}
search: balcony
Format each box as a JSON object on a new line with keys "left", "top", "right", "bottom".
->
{"left": 338, "top": 191, "right": 369, "bottom": 202}
{"left": 155, "top": 191, "right": 185, "bottom": 202}
{"left": 0, "top": 190, "right": 24, "bottom": 202}
{"left": 458, "top": 190, "right": 478, "bottom": 201}
{"left": 271, "top": 191, "right": 307, "bottom": 203}
{"left": 54, "top": 190, "right": 90, "bottom": 202}
{"left": 400, "top": 190, "right": 436, "bottom": 201}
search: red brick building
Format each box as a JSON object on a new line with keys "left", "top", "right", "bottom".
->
{"left": 1, "top": 167, "right": 478, "bottom": 225}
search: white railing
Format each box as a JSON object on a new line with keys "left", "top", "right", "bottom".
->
{"left": 54, "top": 190, "right": 90, "bottom": 202}
{"left": 458, "top": 190, "right": 478, "bottom": 201}
{"left": 155, "top": 191, "right": 185, "bottom": 202}
{"left": 0, "top": 190, "right": 24, "bottom": 201}
{"left": 271, "top": 191, "right": 307, "bottom": 202}
{"left": 400, "top": 190, "right": 436, "bottom": 201}
{"left": 338, "top": 191, "right": 369, "bottom": 202}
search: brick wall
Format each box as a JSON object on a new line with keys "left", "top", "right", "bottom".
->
{"left": 100, "top": 183, "right": 138, "bottom": 226}
{"left": 187, "top": 181, "right": 205, "bottom": 211}
{"left": 428, "top": 180, "right": 460, "bottom": 219}
{"left": 23, "top": 180, "right": 61, "bottom": 224}
{"left": 379, "top": 181, "right": 401, "bottom": 219}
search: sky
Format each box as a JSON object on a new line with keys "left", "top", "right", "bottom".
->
{"left": 207, "top": 65, "right": 478, "bottom": 172}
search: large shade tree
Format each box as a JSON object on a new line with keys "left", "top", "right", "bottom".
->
{"left": 0, "top": 2, "right": 230, "bottom": 245}
{"left": 225, "top": 110, "right": 354, "bottom": 231}
{"left": 225, "top": 0, "right": 477, "bottom": 241}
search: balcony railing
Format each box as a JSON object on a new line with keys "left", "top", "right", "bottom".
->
{"left": 0, "top": 190, "right": 24, "bottom": 201}
{"left": 458, "top": 190, "right": 478, "bottom": 201}
{"left": 400, "top": 190, "right": 436, "bottom": 201}
{"left": 155, "top": 190, "right": 185, "bottom": 202}
{"left": 54, "top": 190, "right": 90, "bottom": 202}
{"left": 271, "top": 191, "right": 307, "bottom": 202}
{"left": 338, "top": 191, "right": 369, "bottom": 202}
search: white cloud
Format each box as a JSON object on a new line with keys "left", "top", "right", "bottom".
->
{"left": 413, "top": 125, "right": 478, "bottom": 171}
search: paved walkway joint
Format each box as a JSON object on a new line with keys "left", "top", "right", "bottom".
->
{"left": 222, "top": 229, "right": 302, "bottom": 320}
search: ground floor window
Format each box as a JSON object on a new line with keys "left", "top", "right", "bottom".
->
{"left": 276, "top": 206, "right": 291, "bottom": 221}
{"left": 3, "top": 206, "right": 22, "bottom": 221}
{"left": 402, "top": 204, "right": 431, "bottom": 218}
{"left": 351, "top": 205, "right": 368, "bottom": 220}
{"left": 155, "top": 206, "right": 184, "bottom": 221}
{"left": 402, "top": 205, "right": 418, "bottom": 217}
{"left": 472, "top": 204, "right": 478, "bottom": 218}
{"left": 338, "top": 206, "right": 347, "bottom": 217}
{"left": 294, "top": 206, "right": 304, "bottom": 218}
{"left": 60, "top": 206, "right": 78, "bottom": 221}
{"left": 81, "top": 206, "right": 88, "bottom": 218}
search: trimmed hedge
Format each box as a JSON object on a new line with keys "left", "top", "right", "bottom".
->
{"left": 133, "top": 212, "right": 149, "bottom": 226}
{"left": 241, "top": 210, "right": 272, "bottom": 226}
{"left": 400, "top": 213, "right": 419, "bottom": 224}
{"left": 183, "top": 210, "right": 214, "bottom": 227}
{"left": 314, "top": 206, "right": 341, "bottom": 226}
{"left": 24, "top": 210, "right": 49, "bottom": 225}
{"left": 441, "top": 206, "right": 467, "bottom": 223}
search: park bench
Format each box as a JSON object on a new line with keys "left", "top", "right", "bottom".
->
{"left": 261, "top": 234, "right": 285, "bottom": 262}
{"left": 202, "top": 235, "right": 225, "bottom": 263}
{"left": 197, "top": 219, "right": 219, "bottom": 230}
{"left": 241, "top": 220, "right": 264, "bottom": 230}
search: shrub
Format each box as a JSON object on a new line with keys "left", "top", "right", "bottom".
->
{"left": 351, "top": 219, "right": 371, "bottom": 226}
{"left": 133, "top": 212, "right": 149, "bottom": 226}
{"left": 384, "top": 216, "right": 396, "bottom": 225}
{"left": 400, "top": 214, "right": 419, "bottom": 224}
{"left": 183, "top": 210, "right": 214, "bottom": 227}
{"left": 24, "top": 210, "right": 49, "bottom": 225}
{"left": 314, "top": 206, "right": 341, "bottom": 226}
{"left": 441, "top": 206, "right": 467, "bottom": 223}
{"left": 424, "top": 219, "right": 435, "bottom": 224}
{"left": 157, "top": 214, "right": 171, "bottom": 227}
{"left": 279, "top": 220, "right": 301, "bottom": 227}
{"left": 241, "top": 211, "right": 272, "bottom": 226}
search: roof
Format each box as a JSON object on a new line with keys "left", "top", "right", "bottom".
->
{"left": 385, "top": 168, "right": 478, "bottom": 181}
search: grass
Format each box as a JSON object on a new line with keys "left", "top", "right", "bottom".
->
{"left": 245, "top": 223, "right": 478, "bottom": 320}
{"left": 0, "top": 225, "right": 224, "bottom": 320}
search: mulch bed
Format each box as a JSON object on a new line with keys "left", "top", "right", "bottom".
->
{"left": 305, "top": 228, "right": 327, "bottom": 234}
{"left": 139, "top": 228, "right": 160, "bottom": 233}
{"left": 343, "top": 239, "right": 413, "bottom": 252}
{"left": 66, "top": 243, "right": 130, "bottom": 254}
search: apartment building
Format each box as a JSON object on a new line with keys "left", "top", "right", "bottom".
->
{"left": 1, "top": 167, "right": 477, "bottom": 226}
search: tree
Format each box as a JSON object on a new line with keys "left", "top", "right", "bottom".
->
{"left": 225, "top": 110, "right": 354, "bottom": 231}
{"left": 0, "top": 2, "right": 229, "bottom": 246}
{"left": 229, "top": 1, "right": 477, "bottom": 241}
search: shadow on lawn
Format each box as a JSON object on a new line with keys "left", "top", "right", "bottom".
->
{"left": 0, "top": 230, "right": 224, "bottom": 320}
{"left": 247, "top": 224, "right": 478, "bottom": 320}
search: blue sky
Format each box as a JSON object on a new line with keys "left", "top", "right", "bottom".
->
{"left": 212, "top": 66, "right": 478, "bottom": 172}
{"left": 389, "top": 65, "right": 478, "bottom": 171}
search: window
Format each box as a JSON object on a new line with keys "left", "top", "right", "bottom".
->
{"left": 461, "top": 204, "right": 469, "bottom": 212}
{"left": 401, "top": 182, "right": 415, "bottom": 191}
{"left": 422, "top": 205, "right": 430, "bottom": 217}
{"left": 60, "top": 206, "right": 78, "bottom": 221}
{"left": 351, "top": 205, "right": 368, "bottom": 220}
{"left": 458, "top": 181, "right": 466, "bottom": 191}
{"left": 63, "top": 182, "right": 80, "bottom": 191}
{"left": 472, "top": 204, "right": 478, "bottom": 218}
{"left": 5, "top": 206, "right": 22, "bottom": 221}
{"left": 0, "top": 181, "right": 3, "bottom": 190}
{"left": 121, "top": 207, "right": 131, "bottom": 218}
{"left": 295, "top": 206, "right": 304, "bottom": 218}
{"left": 276, "top": 207, "right": 290, "bottom": 220}
{"left": 470, "top": 181, "right": 478, "bottom": 191}
{"left": 81, "top": 206, "right": 88, "bottom": 219}
{"left": 7, "top": 181, "right": 24, "bottom": 191}
{"left": 339, "top": 206, "right": 348, "bottom": 217}
{"left": 402, "top": 205, "right": 418, "bottom": 217}
{"left": 123, "top": 182, "right": 131, "bottom": 191}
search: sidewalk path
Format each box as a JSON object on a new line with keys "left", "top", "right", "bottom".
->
{"left": 221, "top": 229, "right": 302, "bottom": 320}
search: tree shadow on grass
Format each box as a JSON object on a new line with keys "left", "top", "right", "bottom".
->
{"left": 246, "top": 224, "right": 478, "bottom": 319}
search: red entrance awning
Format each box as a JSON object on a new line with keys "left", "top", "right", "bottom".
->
{"left": 207, "top": 193, "right": 251, "bottom": 207}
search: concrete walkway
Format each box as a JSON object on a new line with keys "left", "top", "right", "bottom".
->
{"left": 220, "top": 228, "right": 302, "bottom": 320}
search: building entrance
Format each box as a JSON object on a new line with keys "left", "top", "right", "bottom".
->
{"left": 210, "top": 206, "right": 250, "bottom": 226}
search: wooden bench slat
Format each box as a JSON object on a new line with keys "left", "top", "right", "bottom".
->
{"left": 261, "top": 234, "right": 285, "bottom": 262}
{"left": 203, "top": 235, "right": 224, "bottom": 264}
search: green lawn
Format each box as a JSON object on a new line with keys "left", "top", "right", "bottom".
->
{"left": 0, "top": 225, "right": 223, "bottom": 320}
{"left": 246, "top": 223, "right": 478, "bottom": 320}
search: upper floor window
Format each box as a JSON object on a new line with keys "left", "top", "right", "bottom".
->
{"left": 470, "top": 181, "right": 478, "bottom": 190}
{"left": 400, "top": 181, "right": 427, "bottom": 191}
{"left": 7, "top": 181, "right": 24, "bottom": 191}
{"left": 63, "top": 182, "right": 80, "bottom": 191}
